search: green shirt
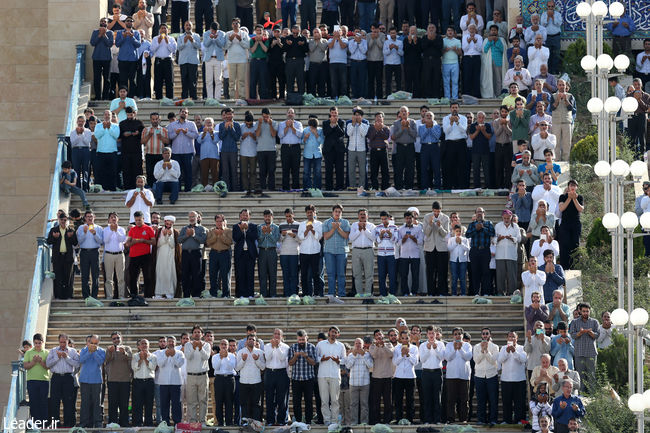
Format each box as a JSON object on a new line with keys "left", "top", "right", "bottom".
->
{"left": 442, "top": 38, "right": 461, "bottom": 64}
{"left": 24, "top": 348, "right": 50, "bottom": 381}
{"left": 250, "top": 38, "right": 270, "bottom": 59}
{"left": 509, "top": 108, "right": 531, "bottom": 141}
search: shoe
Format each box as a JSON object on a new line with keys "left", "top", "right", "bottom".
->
{"left": 220, "top": 192, "right": 227, "bottom": 198}
{"left": 170, "top": 200, "right": 176, "bottom": 204}
{"left": 259, "top": 193, "right": 270, "bottom": 198}
{"left": 156, "top": 200, "right": 163, "bottom": 205}
{"left": 301, "top": 191, "right": 311, "bottom": 197}
{"left": 415, "top": 299, "right": 426, "bottom": 304}
{"left": 431, "top": 299, "right": 443, "bottom": 304}
{"left": 361, "top": 298, "right": 375, "bottom": 304}
{"left": 245, "top": 190, "right": 253, "bottom": 197}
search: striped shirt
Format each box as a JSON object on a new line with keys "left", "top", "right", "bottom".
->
{"left": 374, "top": 223, "right": 398, "bottom": 256}
{"left": 288, "top": 342, "right": 317, "bottom": 380}
{"left": 142, "top": 126, "right": 168, "bottom": 155}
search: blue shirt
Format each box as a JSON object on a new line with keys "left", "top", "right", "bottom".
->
{"left": 168, "top": 120, "right": 199, "bottom": 154}
{"left": 551, "top": 394, "right": 585, "bottom": 425}
{"left": 511, "top": 192, "right": 533, "bottom": 223}
{"left": 465, "top": 219, "right": 495, "bottom": 248}
{"left": 328, "top": 38, "right": 349, "bottom": 64}
{"left": 90, "top": 29, "right": 114, "bottom": 61}
{"left": 177, "top": 32, "right": 201, "bottom": 65}
{"left": 382, "top": 37, "right": 403, "bottom": 65}
{"left": 537, "top": 163, "right": 561, "bottom": 184}
{"left": 257, "top": 223, "right": 280, "bottom": 248}
{"left": 115, "top": 29, "right": 142, "bottom": 61}
{"left": 218, "top": 122, "right": 242, "bottom": 153}
{"left": 303, "top": 127, "right": 324, "bottom": 158}
{"left": 196, "top": 131, "right": 221, "bottom": 160}
{"left": 109, "top": 97, "right": 138, "bottom": 123}
{"left": 94, "top": 123, "right": 120, "bottom": 153}
{"left": 483, "top": 39, "right": 504, "bottom": 67}
{"left": 137, "top": 39, "right": 151, "bottom": 59}
{"left": 468, "top": 122, "right": 493, "bottom": 154}
{"left": 322, "top": 217, "right": 351, "bottom": 254}
{"left": 150, "top": 35, "right": 178, "bottom": 58}
{"left": 540, "top": 11, "right": 563, "bottom": 36}
{"left": 418, "top": 123, "right": 442, "bottom": 143}
{"left": 507, "top": 47, "right": 527, "bottom": 68}
{"left": 79, "top": 346, "right": 106, "bottom": 384}
{"left": 203, "top": 30, "right": 226, "bottom": 61}
{"left": 526, "top": 92, "right": 553, "bottom": 114}
{"left": 539, "top": 263, "right": 565, "bottom": 303}
{"left": 76, "top": 224, "right": 104, "bottom": 249}
{"left": 607, "top": 14, "right": 636, "bottom": 37}
{"left": 550, "top": 334, "right": 574, "bottom": 369}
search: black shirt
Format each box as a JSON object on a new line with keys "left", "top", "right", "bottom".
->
{"left": 119, "top": 118, "right": 145, "bottom": 154}
{"left": 420, "top": 35, "right": 443, "bottom": 59}
{"left": 282, "top": 35, "right": 308, "bottom": 59}
{"left": 268, "top": 38, "right": 285, "bottom": 63}
{"left": 403, "top": 36, "right": 421, "bottom": 64}
{"left": 558, "top": 194, "right": 584, "bottom": 223}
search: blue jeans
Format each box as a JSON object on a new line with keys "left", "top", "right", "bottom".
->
{"left": 442, "top": 63, "right": 459, "bottom": 99}
{"left": 280, "top": 254, "right": 299, "bottom": 296}
{"left": 281, "top": 1, "right": 298, "bottom": 27}
{"left": 377, "top": 255, "right": 397, "bottom": 295}
{"left": 303, "top": 157, "right": 322, "bottom": 189}
{"left": 441, "top": 0, "right": 461, "bottom": 31}
{"left": 61, "top": 183, "right": 89, "bottom": 206}
{"left": 475, "top": 375, "right": 498, "bottom": 424}
{"left": 357, "top": 2, "right": 375, "bottom": 31}
{"left": 153, "top": 181, "right": 180, "bottom": 203}
{"left": 209, "top": 249, "right": 232, "bottom": 297}
{"left": 350, "top": 60, "right": 368, "bottom": 99}
{"left": 72, "top": 147, "right": 91, "bottom": 190}
{"left": 399, "top": 257, "right": 419, "bottom": 295}
{"left": 176, "top": 153, "right": 193, "bottom": 192}
{"left": 450, "top": 260, "right": 467, "bottom": 295}
{"left": 420, "top": 142, "right": 441, "bottom": 189}
{"left": 324, "top": 252, "right": 347, "bottom": 296}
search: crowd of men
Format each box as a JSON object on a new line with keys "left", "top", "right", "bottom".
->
{"left": 23, "top": 310, "right": 610, "bottom": 432}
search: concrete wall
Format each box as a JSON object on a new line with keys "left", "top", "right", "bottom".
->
{"left": 0, "top": 0, "right": 105, "bottom": 411}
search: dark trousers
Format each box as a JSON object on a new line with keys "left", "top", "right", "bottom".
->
{"left": 182, "top": 249, "right": 202, "bottom": 297}
{"left": 281, "top": 143, "right": 301, "bottom": 190}
{"left": 404, "top": 60, "right": 420, "bottom": 96}
{"left": 235, "top": 253, "right": 256, "bottom": 297}
{"left": 221, "top": 151, "right": 238, "bottom": 191}
{"left": 399, "top": 257, "right": 419, "bottom": 294}
{"left": 268, "top": 61, "right": 286, "bottom": 99}
{"left": 72, "top": 147, "right": 90, "bottom": 191}
{"left": 420, "top": 142, "right": 441, "bottom": 189}
{"left": 129, "top": 253, "right": 153, "bottom": 297}
{"left": 258, "top": 248, "right": 278, "bottom": 297}
{"left": 442, "top": 139, "right": 467, "bottom": 189}
{"left": 393, "top": 377, "right": 415, "bottom": 422}
{"left": 369, "top": 148, "right": 390, "bottom": 190}
{"left": 367, "top": 60, "right": 383, "bottom": 99}
{"left": 462, "top": 55, "right": 481, "bottom": 97}
{"left": 394, "top": 142, "right": 415, "bottom": 189}
{"left": 153, "top": 181, "right": 180, "bottom": 203}
{"left": 209, "top": 249, "right": 232, "bottom": 297}
{"left": 160, "top": 384, "right": 182, "bottom": 424}
{"left": 176, "top": 153, "right": 193, "bottom": 192}
{"left": 265, "top": 369, "right": 290, "bottom": 424}
{"left": 153, "top": 13, "right": 162, "bottom": 38}
{"left": 195, "top": 0, "right": 214, "bottom": 34}
{"left": 250, "top": 59, "right": 269, "bottom": 99}
{"left": 377, "top": 254, "right": 397, "bottom": 295}
{"left": 154, "top": 58, "right": 174, "bottom": 99}
{"left": 421, "top": 369, "right": 442, "bottom": 423}
{"left": 300, "top": 253, "right": 323, "bottom": 296}
{"left": 119, "top": 60, "right": 138, "bottom": 97}
{"left": 180, "top": 63, "right": 198, "bottom": 99}
{"left": 145, "top": 154, "right": 163, "bottom": 188}
{"left": 558, "top": 221, "right": 581, "bottom": 270}
{"left": 285, "top": 58, "right": 305, "bottom": 93}
{"left": 369, "top": 377, "right": 392, "bottom": 424}
{"left": 280, "top": 254, "right": 299, "bottom": 296}
{"left": 299, "top": 0, "right": 317, "bottom": 30}
{"left": 52, "top": 254, "right": 74, "bottom": 299}
{"left": 350, "top": 60, "right": 367, "bottom": 98}
{"left": 420, "top": 57, "right": 441, "bottom": 98}
{"left": 170, "top": 0, "right": 189, "bottom": 33}
{"left": 80, "top": 382, "right": 103, "bottom": 428}
{"left": 321, "top": 9, "right": 340, "bottom": 29}
{"left": 324, "top": 150, "right": 345, "bottom": 190}
{"left": 108, "top": 381, "right": 131, "bottom": 426}
{"left": 292, "top": 379, "right": 314, "bottom": 423}
{"left": 472, "top": 152, "right": 490, "bottom": 188}
{"left": 329, "top": 63, "right": 347, "bottom": 97}
{"left": 214, "top": 375, "right": 235, "bottom": 425}
{"left": 96, "top": 151, "right": 118, "bottom": 191}
{"left": 309, "top": 62, "right": 328, "bottom": 96}
{"left": 627, "top": 113, "right": 647, "bottom": 155}
{"left": 501, "top": 380, "right": 526, "bottom": 424}
{"left": 494, "top": 142, "right": 511, "bottom": 189}
{"left": 445, "top": 378, "right": 469, "bottom": 422}
{"left": 236, "top": 6, "right": 254, "bottom": 30}
{"left": 425, "top": 250, "right": 449, "bottom": 296}
{"left": 469, "top": 247, "right": 491, "bottom": 296}
{"left": 93, "top": 60, "right": 111, "bottom": 100}
{"left": 545, "top": 34, "right": 562, "bottom": 74}
{"left": 240, "top": 382, "right": 262, "bottom": 420}
{"left": 475, "top": 375, "right": 498, "bottom": 424}
{"left": 51, "top": 374, "right": 75, "bottom": 427}
{"left": 384, "top": 64, "right": 401, "bottom": 96}
{"left": 27, "top": 380, "right": 49, "bottom": 425}
{"left": 258, "top": 151, "right": 277, "bottom": 190}
{"left": 80, "top": 248, "right": 100, "bottom": 299}
{"left": 122, "top": 153, "right": 143, "bottom": 190}
{"left": 137, "top": 56, "right": 152, "bottom": 98}
{"left": 132, "top": 378, "right": 155, "bottom": 426}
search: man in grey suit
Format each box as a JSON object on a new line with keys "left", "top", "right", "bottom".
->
{"left": 423, "top": 201, "right": 450, "bottom": 296}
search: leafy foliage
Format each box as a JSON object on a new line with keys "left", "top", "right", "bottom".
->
{"left": 563, "top": 39, "right": 613, "bottom": 77}
{"left": 570, "top": 134, "right": 598, "bottom": 165}
{"left": 581, "top": 368, "right": 638, "bottom": 433}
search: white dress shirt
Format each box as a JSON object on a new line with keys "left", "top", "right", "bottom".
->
{"left": 418, "top": 340, "right": 445, "bottom": 369}
{"left": 531, "top": 184, "right": 562, "bottom": 216}
{"left": 297, "top": 220, "right": 322, "bottom": 254}
{"left": 531, "top": 132, "right": 557, "bottom": 160}
{"left": 125, "top": 188, "right": 155, "bottom": 224}
{"left": 444, "top": 341, "right": 473, "bottom": 380}
{"left": 155, "top": 349, "right": 185, "bottom": 385}
{"left": 131, "top": 351, "right": 158, "bottom": 379}
{"left": 460, "top": 14, "right": 484, "bottom": 35}
{"left": 346, "top": 122, "right": 370, "bottom": 151}
{"left": 211, "top": 353, "right": 237, "bottom": 375}
{"left": 522, "top": 270, "right": 547, "bottom": 306}
{"left": 636, "top": 51, "right": 650, "bottom": 74}
{"left": 183, "top": 340, "right": 211, "bottom": 373}
{"left": 316, "top": 339, "right": 346, "bottom": 379}
{"left": 442, "top": 114, "right": 468, "bottom": 140}
{"left": 461, "top": 34, "right": 483, "bottom": 55}
{"left": 472, "top": 341, "right": 499, "bottom": 378}
{"left": 530, "top": 239, "right": 559, "bottom": 264}
{"left": 349, "top": 221, "right": 376, "bottom": 249}
{"left": 447, "top": 235, "right": 470, "bottom": 262}
{"left": 264, "top": 342, "right": 290, "bottom": 370}
{"left": 236, "top": 347, "right": 265, "bottom": 384}
{"left": 103, "top": 226, "right": 127, "bottom": 252}
{"left": 497, "top": 344, "right": 528, "bottom": 382}
{"left": 392, "top": 343, "right": 418, "bottom": 378}
{"left": 494, "top": 222, "right": 521, "bottom": 261}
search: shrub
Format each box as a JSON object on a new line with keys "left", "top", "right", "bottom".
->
{"left": 586, "top": 217, "right": 611, "bottom": 251}
{"left": 582, "top": 368, "right": 638, "bottom": 433}
{"left": 563, "top": 39, "right": 613, "bottom": 77}
{"left": 570, "top": 134, "right": 598, "bottom": 165}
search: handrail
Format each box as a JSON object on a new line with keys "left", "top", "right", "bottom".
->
{"left": 3, "top": 44, "right": 86, "bottom": 433}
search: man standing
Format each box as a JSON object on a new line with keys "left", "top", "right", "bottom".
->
{"left": 184, "top": 325, "right": 212, "bottom": 424}
{"left": 23, "top": 334, "right": 49, "bottom": 427}
{"left": 167, "top": 107, "right": 199, "bottom": 193}
{"left": 278, "top": 108, "right": 304, "bottom": 191}
{"left": 150, "top": 24, "right": 177, "bottom": 99}
{"left": 203, "top": 22, "right": 226, "bottom": 100}
{"left": 366, "top": 25, "right": 385, "bottom": 100}
{"left": 346, "top": 337, "right": 373, "bottom": 424}
{"left": 298, "top": 204, "right": 323, "bottom": 296}
{"left": 47, "top": 213, "right": 78, "bottom": 299}
{"left": 125, "top": 175, "right": 154, "bottom": 226}
{"left": 249, "top": 25, "right": 270, "bottom": 99}
{"left": 131, "top": 338, "right": 157, "bottom": 427}
{"left": 178, "top": 211, "right": 207, "bottom": 298}
{"left": 288, "top": 330, "right": 318, "bottom": 424}
{"left": 374, "top": 211, "right": 398, "bottom": 296}
{"left": 79, "top": 335, "right": 106, "bottom": 428}
{"left": 264, "top": 329, "right": 291, "bottom": 425}
{"left": 322, "top": 204, "right": 351, "bottom": 298}
{"left": 170, "top": 0, "right": 190, "bottom": 33}
{"left": 283, "top": 25, "right": 309, "bottom": 95}
{"left": 317, "top": 326, "right": 347, "bottom": 425}
{"left": 494, "top": 210, "right": 521, "bottom": 295}
{"left": 90, "top": 18, "right": 114, "bottom": 100}
{"left": 177, "top": 21, "right": 201, "bottom": 100}
{"left": 608, "top": 5, "right": 635, "bottom": 56}
{"left": 392, "top": 330, "right": 418, "bottom": 422}
{"left": 442, "top": 26, "right": 462, "bottom": 100}
{"left": 444, "top": 327, "right": 473, "bottom": 423}
{"left": 46, "top": 334, "right": 80, "bottom": 428}
{"left": 105, "top": 331, "right": 133, "bottom": 427}
{"left": 156, "top": 336, "right": 185, "bottom": 425}
{"left": 194, "top": 0, "right": 213, "bottom": 34}
{"left": 349, "top": 209, "right": 375, "bottom": 296}
{"left": 327, "top": 30, "right": 349, "bottom": 97}
{"left": 383, "top": 28, "right": 403, "bottom": 96}
{"left": 465, "top": 207, "right": 495, "bottom": 296}
{"left": 473, "top": 328, "right": 499, "bottom": 427}
{"left": 279, "top": 209, "right": 300, "bottom": 297}
{"left": 568, "top": 303, "right": 600, "bottom": 392}
{"left": 233, "top": 209, "right": 259, "bottom": 297}
{"left": 256, "top": 109, "right": 279, "bottom": 191}
{"left": 126, "top": 210, "right": 156, "bottom": 297}
{"left": 237, "top": 334, "right": 266, "bottom": 420}
{"left": 348, "top": 30, "right": 368, "bottom": 98}
{"left": 322, "top": 107, "right": 346, "bottom": 191}
{"left": 419, "top": 325, "right": 445, "bottom": 424}
{"left": 225, "top": 18, "right": 251, "bottom": 99}
{"left": 119, "top": 107, "right": 145, "bottom": 189}
{"left": 369, "top": 330, "right": 394, "bottom": 424}
{"left": 258, "top": 209, "right": 281, "bottom": 297}
{"left": 540, "top": 0, "right": 562, "bottom": 74}
{"left": 94, "top": 110, "right": 121, "bottom": 191}
{"left": 115, "top": 17, "right": 142, "bottom": 96}
{"left": 77, "top": 211, "right": 104, "bottom": 299}
{"left": 103, "top": 212, "right": 127, "bottom": 299}
{"left": 346, "top": 109, "right": 370, "bottom": 188}
{"left": 142, "top": 112, "right": 170, "bottom": 187}
{"left": 498, "top": 331, "right": 528, "bottom": 425}
{"left": 398, "top": 211, "right": 424, "bottom": 295}
{"left": 211, "top": 339, "right": 237, "bottom": 426}
{"left": 423, "top": 201, "right": 449, "bottom": 296}
{"left": 391, "top": 106, "right": 418, "bottom": 190}
{"left": 442, "top": 102, "right": 468, "bottom": 189}
{"left": 133, "top": 0, "right": 154, "bottom": 39}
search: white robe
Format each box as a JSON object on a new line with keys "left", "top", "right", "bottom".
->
{"left": 480, "top": 37, "right": 508, "bottom": 98}
{"left": 527, "top": 45, "right": 550, "bottom": 78}
{"left": 155, "top": 232, "right": 177, "bottom": 297}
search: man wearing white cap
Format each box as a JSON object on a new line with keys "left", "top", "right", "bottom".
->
{"left": 155, "top": 215, "right": 180, "bottom": 298}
